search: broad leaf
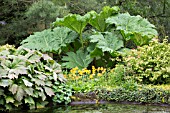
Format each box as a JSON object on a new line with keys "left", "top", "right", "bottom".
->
{"left": 106, "top": 13, "right": 158, "bottom": 45}
{"left": 53, "top": 13, "right": 91, "bottom": 35}
{"left": 9, "top": 84, "right": 18, "bottom": 94}
{"left": 23, "top": 79, "right": 33, "bottom": 87}
{"left": 62, "top": 49, "right": 93, "bottom": 69}
{"left": 44, "top": 86, "right": 54, "bottom": 97}
{"left": 24, "top": 97, "right": 35, "bottom": 105}
{"left": 89, "top": 6, "right": 119, "bottom": 32}
{"left": 14, "top": 86, "right": 25, "bottom": 102}
{"left": 89, "top": 32, "right": 124, "bottom": 53}
{"left": 21, "top": 27, "right": 77, "bottom": 53}
{"left": 0, "top": 79, "right": 13, "bottom": 87}
{"left": 25, "top": 87, "right": 34, "bottom": 96}
{"left": 32, "top": 78, "right": 45, "bottom": 86}
{"left": 6, "top": 96, "right": 15, "bottom": 103}
{"left": 36, "top": 101, "right": 48, "bottom": 109}
{"left": 0, "top": 89, "right": 4, "bottom": 96}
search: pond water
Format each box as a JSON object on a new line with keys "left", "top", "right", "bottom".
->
{"left": 10, "top": 103, "right": 170, "bottom": 113}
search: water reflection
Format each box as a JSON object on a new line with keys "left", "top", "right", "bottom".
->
{"left": 10, "top": 103, "right": 170, "bottom": 113}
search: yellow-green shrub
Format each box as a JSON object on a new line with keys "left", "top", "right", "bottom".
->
{"left": 124, "top": 39, "right": 170, "bottom": 84}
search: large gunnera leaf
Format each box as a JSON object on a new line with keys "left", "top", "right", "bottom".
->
{"left": 53, "top": 13, "right": 91, "bottom": 35}
{"left": 89, "top": 32, "right": 124, "bottom": 53}
{"left": 106, "top": 13, "right": 158, "bottom": 46}
{"left": 21, "top": 27, "right": 77, "bottom": 53}
{"left": 89, "top": 6, "right": 119, "bottom": 32}
{"left": 62, "top": 49, "right": 93, "bottom": 69}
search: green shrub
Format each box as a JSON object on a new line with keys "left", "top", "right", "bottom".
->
{"left": 97, "top": 87, "right": 170, "bottom": 104}
{"left": 124, "top": 39, "right": 170, "bottom": 84}
{"left": 0, "top": 46, "right": 66, "bottom": 111}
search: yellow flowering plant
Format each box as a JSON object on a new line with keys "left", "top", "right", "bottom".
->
{"left": 64, "top": 66, "right": 108, "bottom": 93}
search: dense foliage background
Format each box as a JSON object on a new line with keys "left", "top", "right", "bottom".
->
{"left": 0, "top": 0, "right": 170, "bottom": 46}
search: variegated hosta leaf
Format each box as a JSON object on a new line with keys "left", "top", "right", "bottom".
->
{"left": 90, "top": 32, "right": 124, "bottom": 53}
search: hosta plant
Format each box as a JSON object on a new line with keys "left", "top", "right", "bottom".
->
{"left": 0, "top": 46, "right": 66, "bottom": 111}
{"left": 124, "top": 39, "right": 170, "bottom": 84}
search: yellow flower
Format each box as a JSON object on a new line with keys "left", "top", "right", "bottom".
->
{"left": 78, "top": 70, "right": 84, "bottom": 76}
{"left": 97, "top": 73, "right": 102, "bottom": 77}
{"left": 89, "top": 74, "right": 94, "bottom": 79}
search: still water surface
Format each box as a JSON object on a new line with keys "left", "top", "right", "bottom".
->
{"left": 10, "top": 103, "right": 170, "bottom": 113}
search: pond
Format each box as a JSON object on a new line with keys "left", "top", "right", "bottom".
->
{"left": 10, "top": 103, "right": 170, "bottom": 113}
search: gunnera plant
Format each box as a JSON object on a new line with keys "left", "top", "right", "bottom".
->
{"left": 0, "top": 46, "right": 67, "bottom": 111}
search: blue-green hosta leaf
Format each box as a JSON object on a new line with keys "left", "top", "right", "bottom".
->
{"left": 62, "top": 49, "right": 93, "bottom": 69}
{"left": 14, "top": 86, "right": 25, "bottom": 102}
{"left": 21, "top": 27, "right": 77, "bottom": 53}
{"left": 24, "top": 97, "right": 35, "bottom": 105}
{"left": 90, "top": 32, "right": 124, "bottom": 53}
{"left": 0, "top": 79, "right": 13, "bottom": 87}
{"left": 44, "top": 86, "right": 54, "bottom": 97}
{"left": 106, "top": 13, "right": 158, "bottom": 45}
{"left": 6, "top": 96, "right": 15, "bottom": 103}
{"left": 9, "top": 84, "right": 18, "bottom": 94}
{"left": 89, "top": 6, "right": 119, "bottom": 32}
{"left": 53, "top": 13, "right": 91, "bottom": 34}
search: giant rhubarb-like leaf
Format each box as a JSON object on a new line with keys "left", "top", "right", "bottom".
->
{"left": 106, "top": 13, "right": 158, "bottom": 45}
{"left": 53, "top": 13, "right": 91, "bottom": 35}
{"left": 89, "top": 32, "right": 124, "bottom": 53}
{"left": 62, "top": 49, "right": 93, "bottom": 69}
{"left": 89, "top": 6, "right": 119, "bottom": 32}
{"left": 21, "top": 27, "right": 77, "bottom": 53}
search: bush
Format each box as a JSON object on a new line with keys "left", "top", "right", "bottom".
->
{"left": 124, "top": 39, "right": 170, "bottom": 84}
{"left": 97, "top": 87, "right": 170, "bottom": 104}
{"left": 0, "top": 46, "right": 66, "bottom": 111}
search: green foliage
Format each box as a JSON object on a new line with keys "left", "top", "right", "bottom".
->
{"left": 124, "top": 39, "right": 170, "bottom": 84}
{"left": 0, "top": 46, "right": 66, "bottom": 110}
{"left": 62, "top": 49, "right": 93, "bottom": 69}
{"left": 98, "top": 87, "right": 170, "bottom": 104}
{"left": 53, "top": 12, "right": 92, "bottom": 47}
{"left": 89, "top": 6, "right": 119, "bottom": 32}
{"left": 52, "top": 81, "right": 72, "bottom": 104}
{"left": 21, "top": 27, "right": 78, "bottom": 53}
{"left": 106, "top": 13, "right": 158, "bottom": 46}
{"left": 89, "top": 32, "right": 124, "bottom": 53}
